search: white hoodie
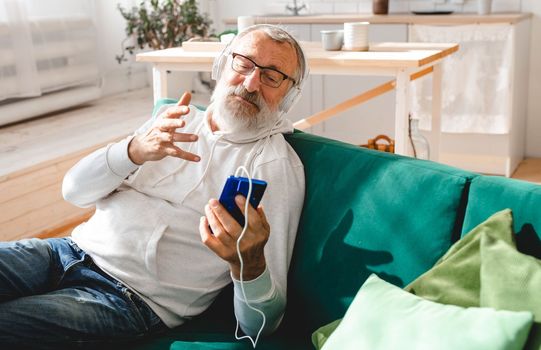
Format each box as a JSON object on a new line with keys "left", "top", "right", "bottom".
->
{"left": 62, "top": 104, "right": 305, "bottom": 336}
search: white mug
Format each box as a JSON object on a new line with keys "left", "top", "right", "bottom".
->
{"left": 477, "top": 0, "right": 492, "bottom": 15}
{"left": 321, "top": 30, "right": 344, "bottom": 51}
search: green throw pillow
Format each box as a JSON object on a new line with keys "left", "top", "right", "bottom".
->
{"left": 480, "top": 233, "right": 541, "bottom": 350}
{"left": 321, "top": 274, "right": 533, "bottom": 350}
{"left": 404, "top": 209, "right": 515, "bottom": 307}
{"left": 312, "top": 319, "right": 341, "bottom": 349}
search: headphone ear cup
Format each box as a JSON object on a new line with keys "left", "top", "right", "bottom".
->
{"left": 279, "top": 87, "right": 300, "bottom": 113}
{"left": 212, "top": 45, "right": 231, "bottom": 81}
{"left": 279, "top": 69, "right": 309, "bottom": 113}
{"left": 211, "top": 53, "right": 226, "bottom": 81}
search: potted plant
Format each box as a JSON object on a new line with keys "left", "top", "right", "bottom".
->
{"left": 116, "top": 0, "right": 214, "bottom": 64}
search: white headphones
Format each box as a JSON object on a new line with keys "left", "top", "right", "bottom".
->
{"left": 211, "top": 25, "right": 309, "bottom": 114}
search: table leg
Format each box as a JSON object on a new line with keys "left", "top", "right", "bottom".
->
{"left": 152, "top": 65, "right": 169, "bottom": 104}
{"left": 430, "top": 63, "right": 442, "bottom": 162}
{"left": 394, "top": 69, "right": 411, "bottom": 156}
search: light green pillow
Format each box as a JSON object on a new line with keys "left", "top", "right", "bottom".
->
{"left": 312, "top": 319, "right": 341, "bottom": 349}
{"left": 480, "top": 232, "right": 541, "bottom": 350}
{"left": 404, "top": 209, "right": 515, "bottom": 307}
{"left": 321, "top": 274, "right": 533, "bottom": 350}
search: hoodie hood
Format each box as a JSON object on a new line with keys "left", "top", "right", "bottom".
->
{"left": 204, "top": 103, "right": 294, "bottom": 144}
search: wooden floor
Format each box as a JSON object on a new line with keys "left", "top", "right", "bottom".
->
{"left": 510, "top": 158, "right": 541, "bottom": 184}
{"left": 0, "top": 87, "right": 540, "bottom": 239}
{"left": 0, "top": 88, "right": 154, "bottom": 177}
{"left": 0, "top": 88, "right": 154, "bottom": 239}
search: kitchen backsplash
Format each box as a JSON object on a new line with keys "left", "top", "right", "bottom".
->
{"left": 264, "top": 0, "right": 523, "bottom": 14}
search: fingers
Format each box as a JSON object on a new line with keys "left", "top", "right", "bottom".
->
{"left": 158, "top": 118, "right": 185, "bottom": 131}
{"left": 208, "top": 199, "right": 241, "bottom": 236}
{"left": 234, "top": 195, "right": 269, "bottom": 235}
{"left": 164, "top": 144, "right": 200, "bottom": 162}
{"left": 199, "top": 216, "right": 221, "bottom": 253}
{"left": 177, "top": 91, "right": 192, "bottom": 106}
{"left": 172, "top": 132, "right": 198, "bottom": 143}
{"left": 161, "top": 106, "right": 191, "bottom": 120}
{"left": 205, "top": 203, "right": 235, "bottom": 243}
{"left": 235, "top": 195, "right": 261, "bottom": 226}
{"left": 257, "top": 205, "right": 271, "bottom": 232}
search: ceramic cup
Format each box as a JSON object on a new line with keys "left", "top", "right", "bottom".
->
{"left": 237, "top": 16, "right": 255, "bottom": 32}
{"left": 321, "top": 30, "right": 344, "bottom": 51}
{"left": 477, "top": 0, "right": 492, "bottom": 15}
{"left": 343, "top": 22, "right": 369, "bottom": 51}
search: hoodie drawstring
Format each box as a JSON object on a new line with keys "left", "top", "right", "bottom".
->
{"left": 181, "top": 133, "right": 224, "bottom": 204}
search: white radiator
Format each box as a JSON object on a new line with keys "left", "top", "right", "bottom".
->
{"left": 0, "top": 16, "right": 101, "bottom": 126}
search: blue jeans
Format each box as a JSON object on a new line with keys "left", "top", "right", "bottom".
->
{"left": 0, "top": 237, "right": 166, "bottom": 349}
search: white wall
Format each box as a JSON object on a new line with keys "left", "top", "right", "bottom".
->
{"left": 524, "top": 0, "right": 541, "bottom": 157}
{"left": 93, "top": 1, "right": 202, "bottom": 100}
{"left": 93, "top": 0, "right": 148, "bottom": 96}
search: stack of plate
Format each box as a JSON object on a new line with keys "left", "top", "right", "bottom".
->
{"left": 343, "top": 22, "right": 369, "bottom": 51}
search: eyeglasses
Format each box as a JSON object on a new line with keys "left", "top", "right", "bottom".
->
{"left": 230, "top": 53, "right": 296, "bottom": 88}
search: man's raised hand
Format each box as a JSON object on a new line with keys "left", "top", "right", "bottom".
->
{"left": 128, "top": 92, "right": 200, "bottom": 165}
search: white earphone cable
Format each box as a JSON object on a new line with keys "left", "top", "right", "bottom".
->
{"left": 233, "top": 165, "right": 266, "bottom": 349}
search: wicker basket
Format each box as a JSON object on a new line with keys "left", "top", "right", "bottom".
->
{"left": 360, "top": 134, "right": 395, "bottom": 153}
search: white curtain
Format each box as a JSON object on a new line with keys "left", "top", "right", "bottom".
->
{"left": 410, "top": 24, "right": 513, "bottom": 134}
{"left": 0, "top": 0, "right": 99, "bottom": 102}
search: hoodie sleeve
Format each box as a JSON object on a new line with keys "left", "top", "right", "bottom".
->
{"left": 62, "top": 106, "right": 168, "bottom": 208}
{"left": 232, "top": 144, "right": 305, "bottom": 337}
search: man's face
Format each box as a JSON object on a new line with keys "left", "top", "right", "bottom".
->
{"left": 211, "top": 31, "right": 298, "bottom": 132}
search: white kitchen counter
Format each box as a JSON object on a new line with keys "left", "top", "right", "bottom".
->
{"left": 224, "top": 13, "right": 531, "bottom": 25}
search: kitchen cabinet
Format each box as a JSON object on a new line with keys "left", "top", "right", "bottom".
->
{"left": 409, "top": 21, "right": 531, "bottom": 176}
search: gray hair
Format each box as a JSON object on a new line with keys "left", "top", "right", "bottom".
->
{"left": 233, "top": 24, "right": 307, "bottom": 86}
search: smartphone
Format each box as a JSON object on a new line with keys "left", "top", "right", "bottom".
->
{"left": 218, "top": 175, "right": 267, "bottom": 226}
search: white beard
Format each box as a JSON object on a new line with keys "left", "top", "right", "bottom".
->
{"left": 210, "top": 80, "right": 280, "bottom": 133}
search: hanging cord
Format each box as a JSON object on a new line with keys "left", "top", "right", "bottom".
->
{"left": 408, "top": 113, "right": 418, "bottom": 159}
{"left": 233, "top": 115, "right": 282, "bottom": 348}
{"left": 247, "top": 116, "right": 283, "bottom": 176}
{"left": 233, "top": 165, "right": 266, "bottom": 349}
{"left": 182, "top": 131, "right": 223, "bottom": 203}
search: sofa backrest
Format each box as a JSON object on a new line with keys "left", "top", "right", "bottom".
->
{"left": 462, "top": 176, "right": 541, "bottom": 259}
{"left": 281, "top": 131, "right": 475, "bottom": 337}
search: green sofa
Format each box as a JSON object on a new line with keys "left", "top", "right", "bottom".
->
{"left": 131, "top": 100, "right": 541, "bottom": 349}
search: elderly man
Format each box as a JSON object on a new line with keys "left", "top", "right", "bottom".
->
{"left": 0, "top": 24, "right": 306, "bottom": 348}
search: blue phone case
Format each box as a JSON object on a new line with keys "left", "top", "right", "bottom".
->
{"left": 218, "top": 176, "right": 267, "bottom": 226}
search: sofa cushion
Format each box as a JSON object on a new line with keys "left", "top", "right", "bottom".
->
{"left": 404, "top": 209, "right": 514, "bottom": 307}
{"left": 463, "top": 176, "right": 541, "bottom": 259}
{"left": 480, "top": 232, "right": 541, "bottom": 350}
{"left": 320, "top": 274, "right": 533, "bottom": 350}
{"left": 281, "top": 132, "right": 475, "bottom": 336}
{"left": 168, "top": 337, "right": 312, "bottom": 350}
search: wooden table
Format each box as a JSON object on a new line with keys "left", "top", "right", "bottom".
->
{"left": 137, "top": 41, "right": 458, "bottom": 160}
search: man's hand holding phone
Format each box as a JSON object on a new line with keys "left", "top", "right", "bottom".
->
{"left": 128, "top": 92, "right": 200, "bottom": 165}
{"left": 199, "top": 193, "right": 270, "bottom": 281}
